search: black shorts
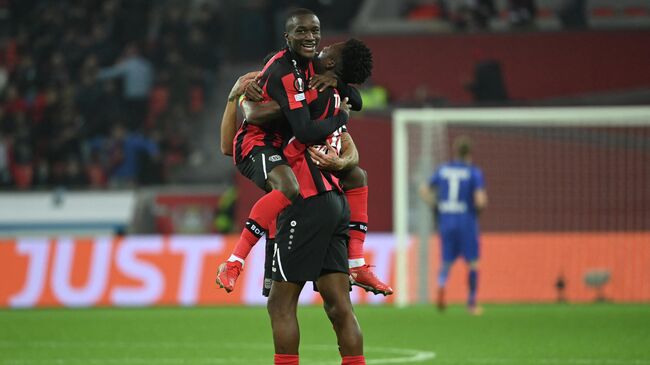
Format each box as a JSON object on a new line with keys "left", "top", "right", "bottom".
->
{"left": 236, "top": 145, "right": 288, "bottom": 191}
{"left": 271, "top": 191, "right": 350, "bottom": 282}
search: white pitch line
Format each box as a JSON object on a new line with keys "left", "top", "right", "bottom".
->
{"left": 0, "top": 341, "right": 435, "bottom": 364}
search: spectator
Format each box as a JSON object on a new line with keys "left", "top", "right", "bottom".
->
{"left": 90, "top": 124, "right": 160, "bottom": 188}
{"left": 453, "top": 0, "right": 497, "bottom": 31}
{"left": 98, "top": 43, "right": 153, "bottom": 131}
{"left": 508, "top": 0, "right": 537, "bottom": 28}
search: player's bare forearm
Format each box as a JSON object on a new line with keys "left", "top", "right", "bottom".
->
{"left": 220, "top": 72, "right": 260, "bottom": 156}
{"left": 337, "top": 132, "right": 359, "bottom": 170}
{"left": 308, "top": 133, "right": 357, "bottom": 172}
{"left": 241, "top": 100, "right": 282, "bottom": 126}
{"left": 474, "top": 189, "right": 488, "bottom": 212}
{"left": 220, "top": 100, "right": 237, "bottom": 156}
{"left": 419, "top": 184, "right": 436, "bottom": 207}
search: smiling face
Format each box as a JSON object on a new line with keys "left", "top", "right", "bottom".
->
{"left": 285, "top": 14, "right": 321, "bottom": 59}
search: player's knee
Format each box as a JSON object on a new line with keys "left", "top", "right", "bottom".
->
{"left": 267, "top": 296, "right": 291, "bottom": 319}
{"left": 323, "top": 301, "right": 352, "bottom": 326}
{"left": 342, "top": 167, "right": 367, "bottom": 190}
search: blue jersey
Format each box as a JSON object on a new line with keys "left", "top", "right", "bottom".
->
{"left": 429, "top": 160, "right": 485, "bottom": 261}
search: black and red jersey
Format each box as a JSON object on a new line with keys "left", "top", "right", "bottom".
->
{"left": 284, "top": 86, "right": 344, "bottom": 198}
{"left": 233, "top": 48, "right": 349, "bottom": 162}
{"left": 235, "top": 48, "right": 354, "bottom": 197}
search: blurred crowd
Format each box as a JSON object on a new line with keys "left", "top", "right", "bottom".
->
{"left": 0, "top": 0, "right": 223, "bottom": 189}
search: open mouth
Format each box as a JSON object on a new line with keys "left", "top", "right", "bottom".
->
{"left": 301, "top": 42, "right": 316, "bottom": 53}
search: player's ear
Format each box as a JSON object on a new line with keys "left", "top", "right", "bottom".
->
{"left": 325, "top": 57, "right": 336, "bottom": 69}
{"left": 284, "top": 32, "right": 289, "bottom": 44}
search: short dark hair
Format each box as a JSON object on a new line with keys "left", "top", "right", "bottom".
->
{"left": 454, "top": 136, "right": 472, "bottom": 158}
{"left": 285, "top": 8, "right": 316, "bottom": 31}
{"left": 339, "top": 38, "right": 373, "bottom": 84}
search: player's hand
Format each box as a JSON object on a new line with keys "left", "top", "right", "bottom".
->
{"left": 228, "top": 71, "right": 260, "bottom": 101}
{"left": 339, "top": 97, "right": 351, "bottom": 117}
{"left": 308, "top": 142, "right": 344, "bottom": 171}
{"left": 244, "top": 74, "right": 265, "bottom": 102}
{"left": 309, "top": 72, "right": 337, "bottom": 92}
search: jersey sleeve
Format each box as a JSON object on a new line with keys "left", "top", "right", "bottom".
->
{"left": 266, "top": 69, "right": 348, "bottom": 145}
{"left": 336, "top": 80, "right": 362, "bottom": 111}
{"left": 472, "top": 168, "right": 485, "bottom": 191}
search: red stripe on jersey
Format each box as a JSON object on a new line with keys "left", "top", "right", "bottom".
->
{"left": 233, "top": 122, "right": 283, "bottom": 164}
{"left": 260, "top": 50, "right": 286, "bottom": 75}
{"left": 281, "top": 73, "right": 305, "bottom": 110}
{"left": 283, "top": 138, "right": 341, "bottom": 198}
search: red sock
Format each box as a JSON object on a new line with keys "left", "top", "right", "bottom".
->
{"left": 232, "top": 190, "right": 291, "bottom": 260}
{"left": 274, "top": 354, "right": 299, "bottom": 365}
{"left": 345, "top": 187, "right": 368, "bottom": 261}
{"left": 341, "top": 355, "right": 366, "bottom": 365}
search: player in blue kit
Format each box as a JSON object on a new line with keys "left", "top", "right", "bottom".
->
{"left": 419, "top": 136, "right": 488, "bottom": 315}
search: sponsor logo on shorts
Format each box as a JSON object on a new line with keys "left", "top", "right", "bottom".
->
{"left": 268, "top": 155, "right": 282, "bottom": 162}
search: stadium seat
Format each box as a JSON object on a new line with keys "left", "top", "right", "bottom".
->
{"left": 624, "top": 6, "right": 648, "bottom": 16}
{"left": 87, "top": 164, "right": 107, "bottom": 188}
{"left": 407, "top": 4, "right": 442, "bottom": 20}
{"left": 591, "top": 7, "right": 616, "bottom": 17}
{"left": 12, "top": 164, "right": 33, "bottom": 190}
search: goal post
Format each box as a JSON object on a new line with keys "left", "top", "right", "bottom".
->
{"left": 392, "top": 106, "right": 650, "bottom": 308}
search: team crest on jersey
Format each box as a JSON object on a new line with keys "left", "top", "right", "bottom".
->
{"left": 294, "top": 77, "right": 305, "bottom": 92}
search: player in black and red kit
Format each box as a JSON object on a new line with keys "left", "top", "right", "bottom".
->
{"left": 219, "top": 9, "right": 366, "bottom": 365}
{"left": 217, "top": 11, "right": 349, "bottom": 292}
{"left": 218, "top": 45, "right": 392, "bottom": 296}
{"left": 228, "top": 39, "right": 392, "bottom": 296}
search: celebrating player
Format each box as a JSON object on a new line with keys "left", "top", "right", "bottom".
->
{"left": 217, "top": 44, "right": 392, "bottom": 295}
{"left": 419, "top": 136, "right": 488, "bottom": 315}
{"left": 220, "top": 9, "right": 366, "bottom": 365}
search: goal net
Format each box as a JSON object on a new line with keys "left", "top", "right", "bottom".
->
{"left": 392, "top": 106, "right": 650, "bottom": 307}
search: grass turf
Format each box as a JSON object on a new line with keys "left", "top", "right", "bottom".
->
{"left": 1, "top": 304, "right": 649, "bottom": 365}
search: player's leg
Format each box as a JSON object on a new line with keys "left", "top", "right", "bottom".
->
{"left": 338, "top": 166, "right": 393, "bottom": 296}
{"left": 318, "top": 272, "right": 365, "bottom": 364}
{"left": 462, "top": 221, "right": 481, "bottom": 315}
{"left": 437, "top": 225, "right": 459, "bottom": 312}
{"left": 267, "top": 280, "right": 305, "bottom": 364}
{"left": 262, "top": 217, "right": 277, "bottom": 297}
{"left": 317, "top": 191, "right": 365, "bottom": 365}
{"left": 217, "top": 149, "right": 299, "bottom": 292}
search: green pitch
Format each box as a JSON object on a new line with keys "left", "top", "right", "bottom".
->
{"left": 2, "top": 304, "right": 649, "bottom": 365}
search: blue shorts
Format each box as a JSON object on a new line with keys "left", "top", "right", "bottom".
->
{"left": 438, "top": 216, "right": 480, "bottom": 263}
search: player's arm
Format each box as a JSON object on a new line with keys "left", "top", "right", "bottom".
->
{"left": 310, "top": 72, "right": 362, "bottom": 111}
{"left": 284, "top": 103, "right": 350, "bottom": 145}
{"left": 474, "top": 189, "right": 487, "bottom": 212}
{"left": 220, "top": 71, "right": 260, "bottom": 156}
{"left": 419, "top": 183, "right": 437, "bottom": 208}
{"left": 267, "top": 73, "right": 350, "bottom": 145}
{"left": 241, "top": 100, "right": 282, "bottom": 126}
{"left": 473, "top": 168, "right": 488, "bottom": 213}
{"left": 308, "top": 132, "right": 358, "bottom": 172}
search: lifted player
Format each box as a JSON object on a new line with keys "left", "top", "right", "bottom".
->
{"left": 218, "top": 40, "right": 392, "bottom": 296}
